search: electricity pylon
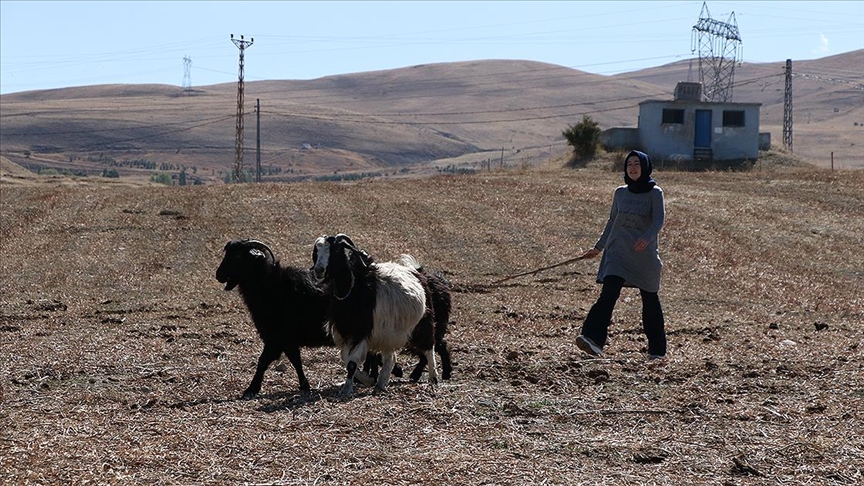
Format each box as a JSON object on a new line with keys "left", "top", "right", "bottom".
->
{"left": 231, "top": 34, "right": 253, "bottom": 182}
{"left": 691, "top": 2, "right": 742, "bottom": 102}
{"left": 182, "top": 56, "right": 192, "bottom": 91}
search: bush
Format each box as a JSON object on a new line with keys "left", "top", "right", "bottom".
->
{"left": 101, "top": 168, "right": 120, "bottom": 178}
{"left": 562, "top": 115, "right": 601, "bottom": 165}
{"left": 150, "top": 173, "right": 173, "bottom": 185}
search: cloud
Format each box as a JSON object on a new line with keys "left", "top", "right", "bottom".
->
{"left": 813, "top": 34, "right": 830, "bottom": 54}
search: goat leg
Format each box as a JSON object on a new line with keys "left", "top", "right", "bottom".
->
{"left": 375, "top": 351, "right": 398, "bottom": 392}
{"left": 353, "top": 369, "right": 375, "bottom": 387}
{"left": 424, "top": 348, "right": 439, "bottom": 385}
{"left": 362, "top": 352, "right": 381, "bottom": 381}
{"left": 284, "top": 347, "right": 310, "bottom": 391}
{"left": 437, "top": 339, "right": 453, "bottom": 380}
{"left": 339, "top": 340, "right": 369, "bottom": 397}
{"left": 409, "top": 354, "right": 428, "bottom": 382}
{"left": 243, "top": 344, "right": 281, "bottom": 399}
{"left": 339, "top": 361, "right": 356, "bottom": 397}
{"left": 363, "top": 352, "right": 404, "bottom": 380}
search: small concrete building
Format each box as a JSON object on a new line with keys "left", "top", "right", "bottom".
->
{"left": 600, "top": 82, "right": 764, "bottom": 166}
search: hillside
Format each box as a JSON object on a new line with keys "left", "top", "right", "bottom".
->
{"left": 1, "top": 162, "right": 862, "bottom": 483}
{"left": 1, "top": 52, "right": 862, "bottom": 184}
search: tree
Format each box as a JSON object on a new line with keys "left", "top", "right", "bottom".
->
{"left": 562, "top": 115, "right": 601, "bottom": 163}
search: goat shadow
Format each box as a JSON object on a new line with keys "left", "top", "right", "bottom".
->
{"left": 164, "top": 379, "right": 419, "bottom": 413}
{"left": 164, "top": 389, "right": 328, "bottom": 413}
{"left": 254, "top": 388, "right": 332, "bottom": 412}
{"left": 256, "top": 380, "right": 419, "bottom": 412}
{"left": 165, "top": 395, "right": 241, "bottom": 410}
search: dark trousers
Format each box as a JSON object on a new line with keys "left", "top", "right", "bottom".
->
{"left": 580, "top": 275, "right": 667, "bottom": 356}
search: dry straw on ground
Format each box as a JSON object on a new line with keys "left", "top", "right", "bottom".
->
{"left": 1, "top": 158, "right": 862, "bottom": 484}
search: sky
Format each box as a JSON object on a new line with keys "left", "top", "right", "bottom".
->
{"left": 1, "top": 1, "right": 862, "bottom": 95}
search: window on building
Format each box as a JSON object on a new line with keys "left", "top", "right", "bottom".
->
{"left": 723, "top": 110, "right": 746, "bottom": 127}
{"left": 662, "top": 109, "right": 685, "bottom": 124}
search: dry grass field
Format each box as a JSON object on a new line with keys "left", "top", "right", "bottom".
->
{"left": 1, "top": 151, "right": 862, "bottom": 484}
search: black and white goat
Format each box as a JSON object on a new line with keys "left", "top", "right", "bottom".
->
{"left": 391, "top": 254, "right": 454, "bottom": 382}
{"left": 216, "top": 239, "right": 332, "bottom": 398}
{"left": 312, "top": 234, "right": 442, "bottom": 397}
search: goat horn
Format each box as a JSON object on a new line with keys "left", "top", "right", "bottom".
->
{"left": 244, "top": 239, "right": 276, "bottom": 262}
{"left": 334, "top": 233, "right": 356, "bottom": 250}
{"left": 334, "top": 234, "right": 372, "bottom": 269}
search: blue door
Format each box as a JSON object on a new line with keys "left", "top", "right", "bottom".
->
{"left": 695, "top": 110, "right": 712, "bottom": 148}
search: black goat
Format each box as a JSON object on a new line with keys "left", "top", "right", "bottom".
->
{"left": 216, "top": 239, "right": 332, "bottom": 398}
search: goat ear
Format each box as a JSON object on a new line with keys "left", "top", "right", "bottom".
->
{"left": 311, "top": 246, "right": 318, "bottom": 265}
{"left": 349, "top": 248, "right": 371, "bottom": 269}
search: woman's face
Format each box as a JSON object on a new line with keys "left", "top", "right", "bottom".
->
{"left": 626, "top": 156, "right": 642, "bottom": 181}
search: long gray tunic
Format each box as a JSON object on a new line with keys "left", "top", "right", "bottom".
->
{"left": 594, "top": 185, "right": 665, "bottom": 293}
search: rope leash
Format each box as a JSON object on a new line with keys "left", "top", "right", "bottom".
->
{"left": 492, "top": 255, "right": 590, "bottom": 285}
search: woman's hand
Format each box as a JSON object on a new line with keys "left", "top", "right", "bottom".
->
{"left": 634, "top": 238, "right": 649, "bottom": 252}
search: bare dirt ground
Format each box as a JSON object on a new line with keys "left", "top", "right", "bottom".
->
{"left": 1, "top": 156, "right": 862, "bottom": 484}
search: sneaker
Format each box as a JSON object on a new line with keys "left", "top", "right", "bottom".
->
{"left": 576, "top": 335, "right": 603, "bottom": 357}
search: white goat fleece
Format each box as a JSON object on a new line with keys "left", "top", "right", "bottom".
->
{"left": 332, "top": 260, "right": 431, "bottom": 394}
{"left": 393, "top": 253, "right": 421, "bottom": 270}
{"left": 368, "top": 261, "right": 426, "bottom": 352}
{"left": 329, "top": 261, "right": 426, "bottom": 353}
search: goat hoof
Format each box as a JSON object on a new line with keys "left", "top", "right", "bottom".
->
{"left": 241, "top": 390, "right": 258, "bottom": 400}
{"left": 338, "top": 383, "right": 354, "bottom": 398}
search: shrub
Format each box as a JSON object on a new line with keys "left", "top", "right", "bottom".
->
{"left": 563, "top": 115, "right": 601, "bottom": 165}
{"left": 150, "top": 173, "right": 173, "bottom": 185}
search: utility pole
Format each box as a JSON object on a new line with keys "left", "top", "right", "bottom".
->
{"left": 256, "top": 98, "right": 261, "bottom": 183}
{"left": 783, "top": 59, "right": 793, "bottom": 152}
{"left": 231, "top": 34, "right": 253, "bottom": 182}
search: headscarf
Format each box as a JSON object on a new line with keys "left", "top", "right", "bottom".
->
{"left": 623, "top": 150, "right": 656, "bottom": 194}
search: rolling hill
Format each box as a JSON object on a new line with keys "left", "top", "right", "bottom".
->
{"left": 1, "top": 50, "right": 862, "bottom": 183}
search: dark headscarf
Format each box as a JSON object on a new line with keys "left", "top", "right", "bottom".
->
{"left": 623, "top": 150, "right": 656, "bottom": 194}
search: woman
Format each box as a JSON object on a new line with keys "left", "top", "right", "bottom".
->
{"left": 576, "top": 150, "right": 667, "bottom": 359}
